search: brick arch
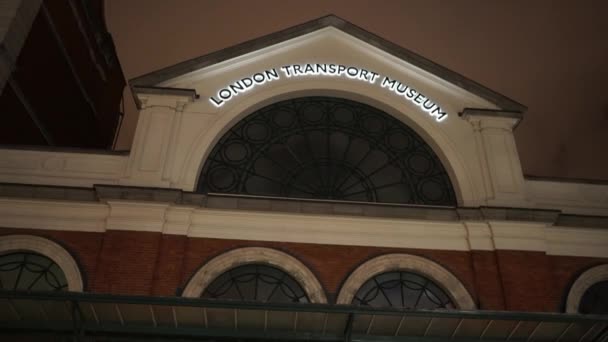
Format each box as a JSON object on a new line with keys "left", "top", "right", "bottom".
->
{"left": 181, "top": 247, "right": 327, "bottom": 303}
{"left": 336, "top": 253, "right": 476, "bottom": 309}
{"left": 0, "top": 234, "right": 84, "bottom": 291}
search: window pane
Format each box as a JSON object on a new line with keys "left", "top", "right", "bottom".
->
{"left": 202, "top": 264, "right": 309, "bottom": 303}
{"left": 199, "top": 97, "right": 456, "bottom": 206}
{"left": 579, "top": 281, "right": 608, "bottom": 314}
{"left": 353, "top": 271, "right": 454, "bottom": 309}
{"left": 0, "top": 252, "right": 68, "bottom": 291}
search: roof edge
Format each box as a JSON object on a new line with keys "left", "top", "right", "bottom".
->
{"left": 129, "top": 14, "right": 527, "bottom": 113}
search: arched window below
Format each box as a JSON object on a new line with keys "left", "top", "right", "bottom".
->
{"left": 337, "top": 254, "right": 475, "bottom": 310}
{"left": 0, "top": 235, "right": 83, "bottom": 291}
{"left": 578, "top": 281, "right": 608, "bottom": 314}
{"left": 566, "top": 265, "right": 608, "bottom": 314}
{"left": 182, "top": 247, "right": 327, "bottom": 303}
{"left": 0, "top": 252, "right": 68, "bottom": 291}
{"left": 352, "top": 271, "right": 454, "bottom": 309}
{"left": 202, "top": 264, "right": 309, "bottom": 303}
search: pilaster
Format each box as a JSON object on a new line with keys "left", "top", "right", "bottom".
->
{"left": 462, "top": 109, "right": 527, "bottom": 207}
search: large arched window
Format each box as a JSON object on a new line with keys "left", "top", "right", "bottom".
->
{"left": 198, "top": 97, "right": 456, "bottom": 205}
{"left": 0, "top": 235, "right": 83, "bottom": 291}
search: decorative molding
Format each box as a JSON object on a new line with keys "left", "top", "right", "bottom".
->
{"left": 188, "top": 208, "right": 469, "bottom": 250}
{"left": 336, "top": 254, "right": 476, "bottom": 309}
{"left": 106, "top": 201, "right": 169, "bottom": 232}
{"left": 181, "top": 247, "right": 327, "bottom": 303}
{"left": 525, "top": 179, "right": 608, "bottom": 216}
{"left": 0, "top": 234, "right": 83, "bottom": 291}
{"left": 0, "top": 148, "right": 127, "bottom": 187}
{"left": 0, "top": 196, "right": 608, "bottom": 258}
{"left": 132, "top": 86, "right": 197, "bottom": 110}
{"left": 463, "top": 222, "right": 494, "bottom": 251}
{"left": 546, "top": 226, "right": 608, "bottom": 258}
{"left": 129, "top": 15, "right": 525, "bottom": 113}
{"left": 565, "top": 264, "right": 608, "bottom": 313}
{"left": 0, "top": 198, "right": 107, "bottom": 232}
{"left": 163, "top": 206, "right": 195, "bottom": 235}
{"left": 488, "top": 221, "right": 547, "bottom": 252}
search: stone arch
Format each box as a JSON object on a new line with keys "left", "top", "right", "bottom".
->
{"left": 182, "top": 247, "right": 327, "bottom": 303}
{"left": 336, "top": 253, "right": 476, "bottom": 309}
{"left": 0, "top": 235, "right": 84, "bottom": 291}
{"left": 565, "top": 264, "right": 608, "bottom": 313}
{"left": 178, "top": 83, "right": 479, "bottom": 206}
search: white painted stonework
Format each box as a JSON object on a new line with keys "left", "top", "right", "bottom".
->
{"left": 0, "top": 197, "right": 607, "bottom": 258}
{"left": 0, "top": 25, "right": 607, "bottom": 258}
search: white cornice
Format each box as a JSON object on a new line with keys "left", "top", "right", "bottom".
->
{"left": 0, "top": 197, "right": 607, "bottom": 258}
{"left": 546, "top": 226, "right": 608, "bottom": 258}
{"left": 188, "top": 208, "right": 468, "bottom": 250}
{"left": 0, "top": 198, "right": 107, "bottom": 232}
{"left": 488, "top": 221, "right": 547, "bottom": 252}
{"left": 106, "top": 201, "right": 170, "bottom": 232}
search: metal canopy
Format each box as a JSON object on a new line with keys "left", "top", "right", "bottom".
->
{"left": 1, "top": 291, "right": 607, "bottom": 341}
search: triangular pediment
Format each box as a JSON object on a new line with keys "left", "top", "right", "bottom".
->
{"left": 130, "top": 15, "right": 525, "bottom": 117}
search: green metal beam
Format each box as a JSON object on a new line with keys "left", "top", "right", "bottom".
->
{"left": 1, "top": 290, "right": 607, "bottom": 324}
{"left": 0, "top": 321, "right": 533, "bottom": 342}
{"left": 1, "top": 290, "right": 607, "bottom": 342}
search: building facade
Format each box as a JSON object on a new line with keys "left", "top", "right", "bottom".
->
{"left": 1, "top": 15, "right": 607, "bottom": 341}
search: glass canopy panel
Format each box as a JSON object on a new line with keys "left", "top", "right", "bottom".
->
{"left": 198, "top": 97, "right": 456, "bottom": 206}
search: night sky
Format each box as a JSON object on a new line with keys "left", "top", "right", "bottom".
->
{"left": 106, "top": 0, "right": 608, "bottom": 181}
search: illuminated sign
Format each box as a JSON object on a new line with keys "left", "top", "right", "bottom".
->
{"left": 209, "top": 63, "right": 448, "bottom": 122}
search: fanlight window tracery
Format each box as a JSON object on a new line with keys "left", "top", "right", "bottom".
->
{"left": 199, "top": 97, "right": 456, "bottom": 205}
{"left": 0, "top": 252, "right": 68, "bottom": 291}
{"left": 201, "top": 264, "right": 309, "bottom": 303}
{"left": 353, "top": 271, "right": 454, "bottom": 310}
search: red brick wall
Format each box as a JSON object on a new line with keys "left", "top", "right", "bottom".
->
{"left": 1, "top": 228, "right": 607, "bottom": 313}
{"left": 470, "top": 251, "right": 506, "bottom": 310}
{"left": 152, "top": 234, "right": 187, "bottom": 296}
{"left": 91, "top": 230, "right": 161, "bottom": 295}
{"left": 495, "top": 250, "right": 556, "bottom": 311}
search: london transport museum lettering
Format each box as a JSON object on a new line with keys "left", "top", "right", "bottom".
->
{"left": 209, "top": 63, "right": 449, "bottom": 122}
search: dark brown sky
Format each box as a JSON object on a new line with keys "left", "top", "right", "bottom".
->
{"left": 106, "top": 0, "right": 608, "bottom": 181}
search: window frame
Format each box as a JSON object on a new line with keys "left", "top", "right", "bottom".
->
{"left": 182, "top": 247, "right": 327, "bottom": 303}
{"left": 565, "top": 264, "right": 608, "bottom": 313}
{"left": 337, "top": 253, "right": 475, "bottom": 309}
{"left": 0, "top": 235, "right": 83, "bottom": 291}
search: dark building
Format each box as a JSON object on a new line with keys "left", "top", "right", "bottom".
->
{"left": 0, "top": 0, "right": 125, "bottom": 148}
{"left": 0, "top": 5, "right": 607, "bottom": 342}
